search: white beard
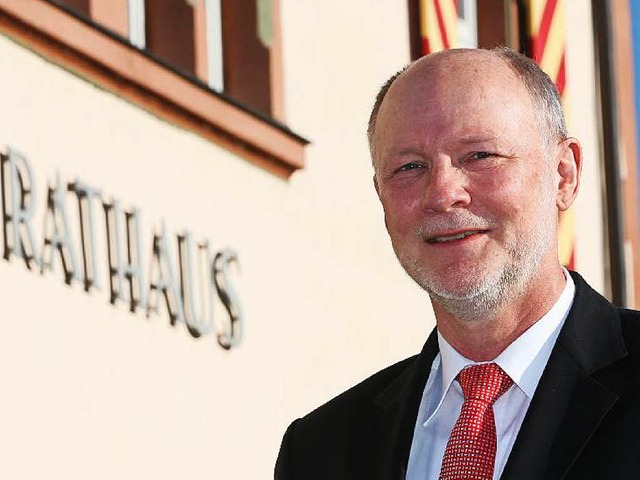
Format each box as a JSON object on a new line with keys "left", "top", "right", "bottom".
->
{"left": 395, "top": 174, "right": 557, "bottom": 322}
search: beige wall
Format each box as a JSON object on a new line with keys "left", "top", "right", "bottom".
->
{"left": 0, "top": 4, "right": 430, "bottom": 478}
{"left": 565, "top": 0, "right": 607, "bottom": 294}
{"left": 0, "top": 0, "right": 606, "bottom": 478}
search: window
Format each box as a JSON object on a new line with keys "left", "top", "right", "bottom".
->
{"left": 475, "top": 0, "right": 523, "bottom": 51}
{"left": 221, "top": 0, "right": 272, "bottom": 117}
{"left": 54, "top": 0, "right": 89, "bottom": 16}
{"left": 145, "top": 0, "right": 197, "bottom": 75}
{"left": 48, "top": 0, "right": 279, "bottom": 118}
{"left": 5, "top": 0, "right": 306, "bottom": 176}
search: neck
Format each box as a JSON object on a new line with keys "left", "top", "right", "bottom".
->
{"left": 432, "top": 265, "right": 567, "bottom": 361}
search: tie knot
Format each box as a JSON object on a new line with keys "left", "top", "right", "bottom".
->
{"left": 457, "top": 363, "right": 513, "bottom": 405}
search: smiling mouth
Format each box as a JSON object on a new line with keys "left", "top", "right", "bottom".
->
{"left": 427, "top": 230, "right": 487, "bottom": 244}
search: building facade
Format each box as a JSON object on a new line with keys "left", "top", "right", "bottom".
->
{"left": 0, "top": 1, "right": 636, "bottom": 478}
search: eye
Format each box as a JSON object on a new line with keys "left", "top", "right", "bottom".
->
{"left": 469, "top": 151, "right": 494, "bottom": 160}
{"left": 397, "top": 162, "right": 423, "bottom": 172}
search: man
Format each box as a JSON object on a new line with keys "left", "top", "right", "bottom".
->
{"left": 275, "top": 47, "right": 640, "bottom": 479}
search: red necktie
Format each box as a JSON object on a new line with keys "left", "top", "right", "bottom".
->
{"left": 439, "top": 363, "right": 513, "bottom": 480}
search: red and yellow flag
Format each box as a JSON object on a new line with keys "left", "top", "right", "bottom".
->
{"left": 527, "top": 0, "right": 574, "bottom": 269}
{"left": 420, "top": 0, "right": 460, "bottom": 54}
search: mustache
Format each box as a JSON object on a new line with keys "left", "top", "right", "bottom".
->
{"left": 415, "top": 212, "right": 494, "bottom": 239}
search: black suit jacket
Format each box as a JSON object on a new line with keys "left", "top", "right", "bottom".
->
{"left": 275, "top": 272, "right": 640, "bottom": 479}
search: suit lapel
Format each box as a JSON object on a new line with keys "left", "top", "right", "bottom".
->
{"left": 501, "top": 272, "right": 626, "bottom": 480}
{"left": 355, "top": 329, "right": 439, "bottom": 480}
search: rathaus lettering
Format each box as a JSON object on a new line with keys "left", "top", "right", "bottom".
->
{"left": 0, "top": 146, "right": 243, "bottom": 350}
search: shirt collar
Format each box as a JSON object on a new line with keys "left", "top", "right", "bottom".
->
{"left": 495, "top": 270, "right": 575, "bottom": 397}
{"left": 436, "top": 268, "right": 575, "bottom": 401}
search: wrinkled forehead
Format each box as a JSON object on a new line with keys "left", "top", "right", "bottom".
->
{"left": 387, "top": 50, "right": 527, "bottom": 112}
{"left": 373, "top": 51, "right": 537, "bottom": 150}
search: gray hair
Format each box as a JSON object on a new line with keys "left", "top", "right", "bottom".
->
{"left": 366, "top": 47, "right": 568, "bottom": 156}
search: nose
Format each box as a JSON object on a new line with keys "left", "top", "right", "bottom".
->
{"left": 422, "top": 161, "right": 471, "bottom": 213}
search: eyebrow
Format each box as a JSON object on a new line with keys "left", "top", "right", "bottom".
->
{"left": 382, "top": 136, "right": 500, "bottom": 157}
{"left": 382, "top": 147, "right": 426, "bottom": 158}
{"left": 390, "top": 147, "right": 422, "bottom": 155}
{"left": 456, "top": 135, "right": 496, "bottom": 144}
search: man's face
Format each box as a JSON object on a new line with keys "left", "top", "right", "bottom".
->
{"left": 373, "top": 53, "right": 560, "bottom": 311}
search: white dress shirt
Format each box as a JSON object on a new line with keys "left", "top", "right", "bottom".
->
{"left": 406, "top": 270, "right": 575, "bottom": 480}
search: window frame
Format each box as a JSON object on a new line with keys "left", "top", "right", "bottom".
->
{"left": 0, "top": 0, "right": 307, "bottom": 178}
{"left": 204, "top": 0, "right": 224, "bottom": 92}
{"left": 457, "top": 0, "right": 478, "bottom": 48}
{"left": 128, "top": 0, "right": 145, "bottom": 48}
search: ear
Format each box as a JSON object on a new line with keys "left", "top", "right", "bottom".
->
{"left": 556, "top": 137, "right": 582, "bottom": 211}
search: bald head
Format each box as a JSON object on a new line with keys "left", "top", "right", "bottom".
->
{"left": 367, "top": 48, "right": 567, "bottom": 161}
